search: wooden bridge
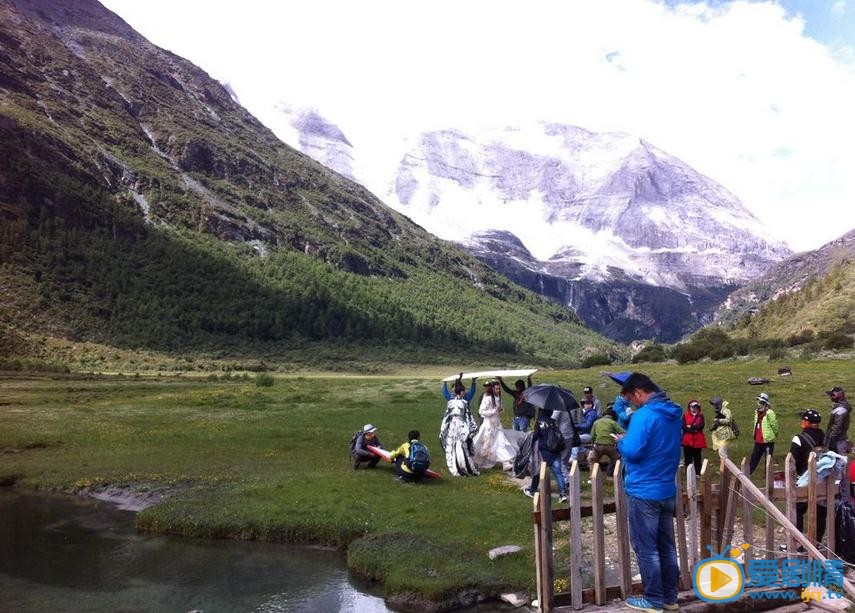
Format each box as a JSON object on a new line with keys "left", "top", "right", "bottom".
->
{"left": 531, "top": 453, "right": 855, "bottom": 611}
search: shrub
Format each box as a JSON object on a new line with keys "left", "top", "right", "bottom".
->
{"left": 732, "top": 338, "right": 753, "bottom": 356}
{"left": 673, "top": 343, "right": 706, "bottom": 364}
{"left": 707, "top": 344, "right": 735, "bottom": 361}
{"left": 632, "top": 344, "right": 667, "bottom": 363}
{"left": 255, "top": 372, "right": 275, "bottom": 387}
{"left": 824, "top": 333, "right": 854, "bottom": 350}
{"left": 787, "top": 329, "right": 815, "bottom": 346}
{"left": 580, "top": 353, "right": 611, "bottom": 368}
{"left": 768, "top": 346, "right": 788, "bottom": 360}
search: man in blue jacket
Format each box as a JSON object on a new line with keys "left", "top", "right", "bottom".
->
{"left": 616, "top": 373, "right": 682, "bottom": 613}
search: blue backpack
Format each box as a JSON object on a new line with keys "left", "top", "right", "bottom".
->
{"left": 408, "top": 441, "right": 430, "bottom": 473}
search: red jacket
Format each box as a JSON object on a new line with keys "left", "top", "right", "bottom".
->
{"left": 681, "top": 409, "right": 708, "bottom": 449}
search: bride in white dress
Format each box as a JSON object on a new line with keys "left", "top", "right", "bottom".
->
{"left": 472, "top": 381, "right": 519, "bottom": 469}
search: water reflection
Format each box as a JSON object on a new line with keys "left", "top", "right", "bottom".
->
{"left": 0, "top": 491, "right": 389, "bottom": 612}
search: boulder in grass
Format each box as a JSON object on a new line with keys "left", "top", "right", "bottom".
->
{"left": 778, "top": 367, "right": 793, "bottom": 376}
{"left": 748, "top": 377, "right": 770, "bottom": 385}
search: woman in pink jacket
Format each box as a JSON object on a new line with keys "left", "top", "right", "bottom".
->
{"left": 681, "top": 400, "right": 708, "bottom": 476}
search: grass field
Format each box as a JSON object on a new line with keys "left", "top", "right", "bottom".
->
{"left": 0, "top": 358, "right": 850, "bottom": 605}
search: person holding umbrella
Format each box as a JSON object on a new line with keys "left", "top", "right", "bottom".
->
{"left": 522, "top": 384, "right": 578, "bottom": 503}
{"left": 615, "top": 373, "right": 682, "bottom": 613}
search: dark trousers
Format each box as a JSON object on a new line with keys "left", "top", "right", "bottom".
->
{"left": 749, "top": 442, "right": 775, "bottom": 475}
{"left": 352, "top": 453, "right": 380, "bottom": 469}
{"left": 796, "top": 502, "right": 827, "bottom": 545}
{"left": 683, "top": 446, "right": 703, "bottom": 476}
{"left": 394, "top": 456, "right": 423, "bottom": 482}
{"left": 589, "top": 444, "right": 620, "bottom": 476}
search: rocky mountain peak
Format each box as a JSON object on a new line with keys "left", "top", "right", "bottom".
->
{"left": 11, "top": 0, "right": 142, "bottom": 42}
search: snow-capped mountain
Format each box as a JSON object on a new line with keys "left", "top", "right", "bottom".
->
{"left": 390, "top": 124, "right": 790, "bottom": 290}
{"left": 261, "top": 106, "right": 792, "bottom": 341}
{"left": 265, "top": 103, "right": 357, "bottom": 181}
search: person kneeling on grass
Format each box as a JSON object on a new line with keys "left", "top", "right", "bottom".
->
{"left": 389, "top": 430, "right": 431, "bottom": 482}
{"left": 350, "top": 423, "right": 383, "bottom": 470}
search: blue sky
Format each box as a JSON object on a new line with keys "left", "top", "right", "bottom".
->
{"left": 102, "top": 0, "right": 855, "bottom": 252}
{"left": 670, "top": 0, "right": 855, "bottom": 54}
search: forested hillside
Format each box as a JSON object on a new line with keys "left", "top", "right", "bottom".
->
{"left": 0, "top": 0, "right": 614, "bottom": 368}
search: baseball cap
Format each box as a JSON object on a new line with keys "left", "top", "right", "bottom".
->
{"left": 756, "top": 392, "right": 770, "bottom": 404}
{"left": 583, "top": 386, "right": 593, "bottom": 393}
{"left": 688, "top": 400, "right": 701, "bottom": 409}
{"left": 826, "top": 386, "right": 844, "bottom": 396}
{"left": 799, "top": 409, "right": 821, "bottom": 424}
{"left": 363, "top": 423, "right": 377, "bottom": 433}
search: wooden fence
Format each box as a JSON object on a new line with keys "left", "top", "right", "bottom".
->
{"left": 531, "top": 452, "right": 855, "bottom": 611}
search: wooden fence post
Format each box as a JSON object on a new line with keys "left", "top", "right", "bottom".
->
{"left": 537, "top": 461, "right": 554, "bottom": 612}
{"left": 700, "top": 459, "right": 712, "bottom": 558}
{"left": 765, "top": 453, "right": 775, "bottom": 559}
{"left": 741, "top": 458, "right": 754, "bottom": 564}
{"left": 613, "top": 460, "right": 633, "bottom": 600}
{"left": 590, "top": 463, "right": 606, "bottom": 605}
{"left": 674, "top": 466, "right": 690, "bottom": 590}
{"left": 568, "top": 461, "right": 583, "bottom": 610}
{"left": 717, "top": 465, "right": 731, "bottom": 551}
{"left": 686, "top": 467, "right": 699, "bottom": 569}
{"left": 807, "top": 453, "right": 817, "bottom": 544}
{"left": 784, "top": 453, "right": 797, "bottom": 555}
{"left": 826, "top": 473, "right": 836, "bottom": 554}
{"left": 721, "top": 465, "right": 740, "bottom": 553}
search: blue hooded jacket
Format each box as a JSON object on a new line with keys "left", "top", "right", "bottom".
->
{"left": 616, "top": 391, "right": 683, "bottom": 500}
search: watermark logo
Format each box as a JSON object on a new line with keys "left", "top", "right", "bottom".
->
{"left": 691, "top": 544, "right": 845, "bottom": 604}
{"left": 693, "top": 544, "right": 747, "bottom": 602}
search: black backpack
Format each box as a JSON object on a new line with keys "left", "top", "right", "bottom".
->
{"left": 730, "top": 416, "right": 740, "bottom": 438}
{"left": 408, "top": 441, "right": 430, "bottom": 473}
{"left": 349, "top": 430, "right": 361, "bottom": 452}
{"left": 542, "top": 417, "right": 565, "bottom": 453}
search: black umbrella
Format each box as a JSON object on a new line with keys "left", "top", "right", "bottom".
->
{"left": 522, "top": 384, "right": 579, "bottom": 413}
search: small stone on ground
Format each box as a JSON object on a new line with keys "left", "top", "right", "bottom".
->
{"left": 488, "top": 544, "right": 522, "bottom": 559}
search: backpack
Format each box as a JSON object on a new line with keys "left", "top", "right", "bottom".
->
{"left": 349, "top": 430, "right": 361, "bottom": 452}
{"left": 408, "top": 441, "right": 430, "bottom": 473}
{"left": 543, "top": 418, "right": 565, "bottom": 453}
{"left": 730, "top": 416, "right": 740, "bottom": 439}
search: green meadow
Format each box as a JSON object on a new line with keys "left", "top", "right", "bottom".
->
{"left": 0, "top": 359, "right": 849, "bottom": 605}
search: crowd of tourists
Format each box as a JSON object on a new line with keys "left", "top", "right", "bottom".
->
{"left": 348, "top": 372, "right": 850, "bottom": 613}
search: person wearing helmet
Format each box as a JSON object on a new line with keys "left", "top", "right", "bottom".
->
{"left": 790, "top": 409, "right": 826, "bottom": 544}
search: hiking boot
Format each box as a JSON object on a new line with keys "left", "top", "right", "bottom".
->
{"left": 626, "top": 596, "right": 663, "bottom": 613}
{"left": 664, "top": 603, "right": 679, "bottom": 611}
{"left": 522, "top": 488, "right": 534, "bottom": 498}
{"left": 558, "top": 493, "right": 568, "bottom": 503}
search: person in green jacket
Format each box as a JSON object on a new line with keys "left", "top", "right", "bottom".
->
{"left": 587, "top": 407, "right": 625, "bottom": 476}
{"left": 749, "top": 392, "right": 779, "bottom": 475}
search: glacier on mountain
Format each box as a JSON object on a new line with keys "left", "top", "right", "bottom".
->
{"left": 260, "top": 105, "right": 793, "bottom": 341}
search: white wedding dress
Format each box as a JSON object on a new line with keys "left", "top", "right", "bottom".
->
{"left": 472, "top": 395, "right": 519, "bottom": 469}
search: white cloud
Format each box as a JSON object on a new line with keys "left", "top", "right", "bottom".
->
{"left": 101, "top": 0, "right": 855, "bottom": 252}
{"left": 832, "top": 1, "right": 847, "bottom": 17}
